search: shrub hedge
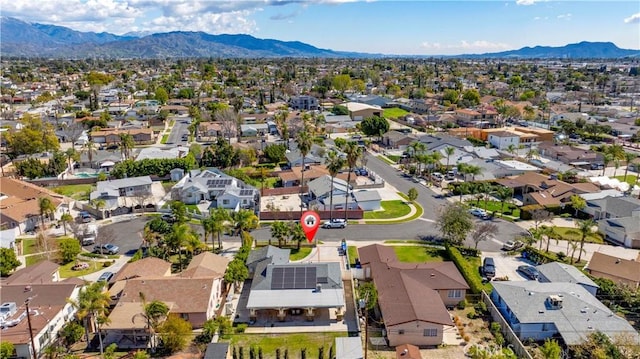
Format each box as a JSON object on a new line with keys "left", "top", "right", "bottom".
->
{"left": 445, "top": 244, "right": 486, "bottom": 295}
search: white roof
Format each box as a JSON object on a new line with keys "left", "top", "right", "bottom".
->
{"left": 344, "top": 102, "right": 381, "bottom": 112}
{"left": 246, "top": 288, "right": 345, "bottom": 309}
{"left": 495, "top": 160, "right": 540, "bottom": 171}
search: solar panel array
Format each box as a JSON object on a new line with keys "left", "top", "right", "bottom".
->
{"left": 239, "top": 189, "right": 254, "bottom": 196}
{"left": 206, "top": 178, "right": 233, "bottom": 187}
{"left": 271, "top": 267, "right": 317, "bottom": 290}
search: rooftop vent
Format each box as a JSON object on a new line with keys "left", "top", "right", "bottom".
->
{"left": 547, "top": 295, "right": 563, "bottom": 309}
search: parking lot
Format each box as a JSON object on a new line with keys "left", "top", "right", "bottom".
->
{"left": 480, "top": 251, "right": 537, "bottom": 282}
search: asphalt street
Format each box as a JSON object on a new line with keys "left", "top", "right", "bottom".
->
{"left": 101, "top": 153, "right": 528, "bottom": 252}
{"left": 166, "top": 117, "right": 190, "bottom": 145}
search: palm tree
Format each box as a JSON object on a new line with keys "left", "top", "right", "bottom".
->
{"left": 119, "top": 133, "right": 135, "bottom": 160}
{"left": 91, "top": 199, "right": 106, "bottom": 219}
{"left": 325, "top": 150, "right": 346, "bottom": 220}
{"left": 601, "top": 152, "right": 613, "bottom": 176}
{"left": 39, "top": 197, "right": 56, "bottom": 232}
{"left": 506, "top": 144, "right": 517, "bottom": 158}
{"left": 495, "top": 187, "right": 514, "bottom": 217}
{"left": 59, "top": 212, "right": 73, "bottom": 236}
{"left": 408, "top": 141, "right": 426, "bottom": 169}
{"left": 270, "top": 220, "right": 289, "bottom": 247}
{"left": 65, "top": 148, "right": 79, "bottom": 174}
{"left": 210, "top": 208, "right": 231, "bottom": 250}
{"left": 166, "top": 223, "right": 198, "bottom": 270}
{"left": 232, "top": 209, "right": 259, "bottom": 238}
{"left": 290, "top": 222, "right": 307, "bottom": 249}
{"left": 444, "top": 146, "right": 455, "bottom": 169}
{"left": 466, "top": 165, "right": 483, "bottom": 181}
{"left": 201, "top": 216, "right": 214, "bottom": 250}
{"left": 296, "top": 128, "right": 313, "bottom": 213}
{"left": 342, "top": 142, "right": 362, "bottom": 221}
{"left": 67, "top": 282, "right": 111, "bottom": 355}
{"left": 525, "top": 147, "right": 539, "bottom": 161}
{"left": 576, "top": 219, "right": 595, "bottom": 263}
{"left": 138, "top": 293, "right": 169, "bottom": 351}
{"left": 457, "top": 182, "right": 472, "bottom": 202}
{"left": 82, "top": 140, "right": 98, "bottom": 169}
{"left": 623, "top": 152, "right": 638, "bottom": 182}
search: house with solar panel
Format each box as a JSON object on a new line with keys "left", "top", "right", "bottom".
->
{"left": 171, "top": 168, "right": 260, "bottom": 213}
{"left": 243, "top": 246, "right": 345, "bottom": 323}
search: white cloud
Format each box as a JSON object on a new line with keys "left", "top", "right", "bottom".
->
{"left": 421, "top": 40, "right": 511, "bottom": 53}
{"left": 516, "top": 0, "right": 539, "bottom": 6}
{"left": 624, "top": 13, "right": 640, "bottom": 24}
{"left": 557, "top": 13, "right": 572, "bottom": 20}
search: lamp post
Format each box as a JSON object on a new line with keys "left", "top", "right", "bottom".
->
{"left": 25, "top": 297, "right": 37, "bottom": 359}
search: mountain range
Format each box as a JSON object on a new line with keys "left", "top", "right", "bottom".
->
{"left": 1, "top": 17, "right": 638, "bottom": 59}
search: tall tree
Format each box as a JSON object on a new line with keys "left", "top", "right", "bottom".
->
{"left": 570, "top": 194, "right": 586, "bottom": 217}
{"left": 436, "top": 203, "right": 474, "bottom": 246}
{"left": 325, "top": 150, "right": 346, "bottom": 220}
{"left": 576, "top": 219, "right": 596, "bottom": 263}
{"left": 231, "top": 210, "right": 259, "bottom": 238}
{"left": 296, "top": 128, "right": 313, "bottom": 213}
{"left": 342, "top": 142, "right": 362, "bottom": 220}
{"left": 270, "top": 220, "right": 289, "bottom": 247}
{"left": 210, "top": 208, "right": 231, "bottom": 250}
{"left": 67, "top": 282, "right": 111, "bottom": 355}
{"left": 81, "top": 140, "right": 98, "bottom": 169}
{"left": 495, "top": 187, "right": 514, "bottom": 217}
{"left": 622, "top": 152, "right": 638, "bottom": 183}
{"left": 444, "top": 146, "right": 455, "bottom": 169}
{"left": 119, "top": 133, "right": 135, "bottom": 160}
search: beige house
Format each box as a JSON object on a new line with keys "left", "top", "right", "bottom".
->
{"left": 90, "top": 128, "right": 155, "bottom": 145}
{"left": 586, "top": 252, "right": 640, "bottom": 289}
{"left": 359, "top": 244, "right": 469, "bottom": 347}
{"left": 343, "top": 102, "right": 382, "bottom": 121}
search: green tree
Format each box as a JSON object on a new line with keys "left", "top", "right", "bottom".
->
{"left": 332, "top": 74, "right": 352, "bottom": 95}
{"left": 158, "top": 314, "right": 192, "bottom": 353}
{"left": 5, "top": 114, "right": 60, "bottom": 155}
{"left": 66, "top": 282, "right": 111, "bottom": 355}
{"left": 325, "top": 150, "right": 346, "bottom": 220}
{"left": 444, "top": 146, "right": 455, "bottom": 169}
{"left": 166, "top": 223, "right": 198, "bottom": 270}
{"left": 119, "top": 133, "right": 135, "bottom": 160}
{"left": 270, "top": 220, "right": 290, "bottom": 247}
{"left": 59, "top": 212, "right": 73, "bottom": 236}
{"left": 263, "top": 144, "right": 287, "bottom": 163}
{"left": 296, "top": 128, "right": 313, "bottom": 212}
{"left": 436, "top": 202, "right": 474, "bottom": 246}
{"left": 357, "top": 282, "right": 378, "bottom": 310}
{"left": 407, "top": 187, "right": 419, "bottom": 202}
{"left": 232, "top": 210, "right": 259, "bottom": 237}
{"left": 495, "top": 187, "right": 514, "bottom": 217}
{"left": 359, "top": 116, "right": 389, "bottom": 140}
{"left": 224, "top": 259, "right": 249, "bottom": 289}
{"left": 170, "top": 201, "right": 189, "bottom": 224}
{"left": 60, "top": 321, "right": 85, "bottom": 350}
{"left": 39, "top": 197, "right": 56, "bottom": 233}
{"left": 154, "top": 87, "right": 169, "bottom": 104}
{"left": 58, "top": 237, "right": 81, "bottom": 264}
{"left": 570, "top": 194, "right": 586, "bottom": 217}
{"left": 622, "top": 152, "right": 638, "bottom": 182}
{"left": 462, "top": 89, "right": 480, "bottom": 106}
{"left": 0, "top": 342, "right": 14, "bottom": 359}
{"left": 0, "top": 248, "right": 21, "bottom": 276}
{"left": 442, "top": 89, "right": 459, "bottom": 105}
{"left": 210, "top": 208, "right": 231, "bottom": 250}
{"left": 576, "top": 219, "right": 596, "bottom": 263}
{"left": 539, "top": 338, "right": 562, "bottom": 359}
{"left": 290, "top": 222, "right": 307, "bottom": 249}
{"left": 342, "top": 142, "right": 362, "bottom": 220}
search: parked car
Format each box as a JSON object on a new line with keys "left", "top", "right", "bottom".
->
{"left": 322, "top": 218, "right": 347, "bottom": 229}
{"left": 517, "top": 265, "right": 540, "bottom": 280}
{"left": 97, "top": 271, "right": 114, "bottom": 283}
{"left": 482, "top": 257, "right": 496, "bottom": 278}
{"left": 469, "top": 208, "right": 489, "bottom": 219}
{"left": 78, "top": 211, "right": 93, "bottom": 223}
{"left": 93, "top": 244, "right": 119, "bottom": 255}
{"left": 81, "top": 236, "right": 96, "bottom": 246}
{"left": 502, "top": 240, "right": 524, "bottom": 251}
{"left": 161, "top": 213, "right": 176, "bottom": 223}
{"left": 431, "top": 172, "right": 444, "bottom": 181}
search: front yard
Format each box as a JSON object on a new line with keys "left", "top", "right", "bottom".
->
{"left": 363, "top": 200, "right": 411, "bottom": 220}
{"left": 52, "top": 184, "right": 94, "bottom": 201}
{"left": 393, "top": 245, "right": 445, "bottom": 263}
{"left": 466, "top": 200, "right": 520, "bottom": 218}
{"left": 552, "top": 226, "right": 604, "bottom": 244}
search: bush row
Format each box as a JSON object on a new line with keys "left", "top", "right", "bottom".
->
{"left": 446, "top": 244, "right": 485, "bottom": 295}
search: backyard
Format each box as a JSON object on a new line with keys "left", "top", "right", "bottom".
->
{"left": 363, "top": 200, "right": 411, "bottom": 220}
{"left": 392, "top": 245, "right": 445, "bottom": 263}
{"left": 225, "top": 332, "right": 345, "bottom": 358}
{"left": 52, "top": 184, "right": 94, "bottom": 201}
{"left": 383, "top": 107, "right": 409, "bottom": 119}
{"left": 466, "top": 200, "right": 520, "bottom": 218}
{"left": 58, "top": 260, "right": 109, "bottom": 278}
{"left": 552, "top": 226, "right": 604, "bottom": 244}
{"left": 613, "top": 175, "right": 639, "bottom": 186}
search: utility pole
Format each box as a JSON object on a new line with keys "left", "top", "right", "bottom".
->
{"left": 25, "top": 298, "right": 37, "bottom": 359}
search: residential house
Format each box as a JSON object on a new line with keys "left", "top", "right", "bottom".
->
{"left": 395, "top": 344, "right": 422, "bottom": 359}
{"left": 90, "top": 128, "right": 155, "bottom": 145}
{"left": 490, "top": 281, "right": 640, "bottom": 346}
{"left": 0, "top": 283, "right": 82, "bottom": 359}
{"left": 352, "top": 190, "right": 382, "bottom": 211}
{"left": 245, "top": 258, "right": 345, "bottom": 322}
{"left": 289, "top": 95, "right": 319, "bottom": 111}
{"left": 199, "top": 122, "right": 223, "bottom": 139}
{"left": 537, "top": 143, "right": 604, "bottom": 167}
{"left": 4, "top": 260, "right": 61, "bottom": 285}
{"left": 358, "top": 244, "right": 469, "bottom": 347}
{"left": 0, "top": 177, "right": 69, "bottom": 235}
{"left": 246, "top": 245, "right": 290, "bottom": 276}
{"left": 89, "top": 176, "right": 153, "bottom": 217}
{"left": 343, "top": 102, "right": 382, "bottom": 121}
{"left": 383, "top": 131, "right": 418, "bottom": 150}
{"left": 583, "top": 196, "right": 640, "bottom": 248}
{"left": 161, "top": 105, "right": 189, "bottom": 115}
{"left": 349, "top": 94, "right": 394, "bottom": 108}
{"left": 585, "top": 252, "right": 640, "bottom": 289}
{"left": 135, "top": 146, "right": 189, "bottom": 161}
{"left": 172, "top": 168, "right": 260, "bottom": 213}
{"left": 496, "top": 172, "right": 599, "bottom": 207}
{"left": 307, "top": 175, "right": 350, "bottom": 203}
{"left": 285, "top": 144, "right": 325, "bottom": 168}
{"left": 278, "top": 165, "right": 330, "bottom": 187}
{"left": 487, "top": 131, "right": 520, "bottom": 150}
{"left": 417, "top": 134, "right": 473, "bottom": 152}
{"left": 536, "top": 262, "right": 599, "bottom": 296}
{"left": 240, "top": 123, "right": 269, "bottom": 138}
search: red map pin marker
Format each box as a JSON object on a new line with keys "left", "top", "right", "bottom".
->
{"left": 300, "top": 211, "right": 320, "bottom": 243}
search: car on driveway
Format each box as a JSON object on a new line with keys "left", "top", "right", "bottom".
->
{"left": 469, "top": 208, "right": 489, "bottom": 219}
{"left": 322, "top": 219, "right": 347, "bottom": 229}
{"left": 482, "top": 257, "right": 496, "bottom": 278}
{"left": 97, "top": 271, "right": 114, "bottom": 283}
{"left": 502, "top": 240, "right": 524, "bottom": 251}
{"left": 517, "top": 265, "right": 540, "bottom": 280}
{"left": 93, "top": 244, "right": 119, "bottom": 255}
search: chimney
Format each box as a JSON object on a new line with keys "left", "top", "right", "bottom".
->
{"left": 316, "top": 284, "right": 321, "bottom": 293}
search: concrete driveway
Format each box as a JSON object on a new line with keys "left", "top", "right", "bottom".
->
{"left": 481, "top": 251, "right": 537, "bottom": 282}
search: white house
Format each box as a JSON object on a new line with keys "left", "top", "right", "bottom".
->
{"left": 488, "top": 131, "right": 520, "bottom": 150}
{"left": 352, "top": 190, "right": 382, "bottom": 211}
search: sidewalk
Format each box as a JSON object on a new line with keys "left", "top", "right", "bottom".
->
{"left": 353, "top": 201, "right": 419, "bottom": 224}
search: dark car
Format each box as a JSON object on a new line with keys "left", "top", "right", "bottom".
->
{"left": 482, "top": 257, "right": 496, "bottom": 278}
{"left": 517, "top": 265, "right": 540, "bottom": 280}
{"left": 93, "top": 244, "right": 119, "bottom": 255}
{"left": 97, "top": 271, "right": 114, "bottom": 283}
{"left": 161, "top": 213, "right": 176, "bottom": 223}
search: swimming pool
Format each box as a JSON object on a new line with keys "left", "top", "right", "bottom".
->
{"left": 74, "top": 172, "right": 99, "bottom": 178}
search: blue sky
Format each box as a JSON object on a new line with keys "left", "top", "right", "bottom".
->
{"left": 1, "top": 0, "right": 638, "bottom": 55}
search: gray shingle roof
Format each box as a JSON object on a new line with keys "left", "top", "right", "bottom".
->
{"left": 307, "top": 175, "right": 349, "bottom": 198}
{"left": 352, "top": 190, "right": 382, "bottom": 202}
{"left": 536, "top": 262, "right": 599, "bottom": 289}
{"left": 586, "top": 196, "right": 640, "bottom": 218}
{"left": 492, "top": 281, "right": 639, "bottom": 345}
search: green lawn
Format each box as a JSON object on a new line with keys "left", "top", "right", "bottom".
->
{"left": 21, "top": 238, "right": 38, "bottom": 255}
{"left": 365, "top": 198, "right": 423, "bottom": 224}
{"left": 289, "top": 247, "right": 312, "bottom": 261}
{"left": 613, "top": 175, "right": 639, "bottom": 186}
{"left": 386, "top": 155, "right": 401, "bottom": 163}
{"left": 25, "top": 254, "right": 46, "bottom": 266}
{"left": 552, "top": 226, "right": 604, "bottom": 244}
{"left": 52, "top": 184, "right": 94, "bottom": 201}
{"left": 376, "top": 155, "right": 395, "bottom": 165}
{"left": 393, "top": 246, "right": 445, "bottom": 263}
{"left": 383, "top": 107, "right": 409, "bottom": 119}
{"left": 363, "top": 200, "right": 411, "bottom": 219}
{"left": 185, "top": 204, "right": 202, "bottom": 215}
{"left": 58, "top": 260, "right": 107, "bottom": 278}
{"left": 226, "top": 333, "right": 345, "bottom": 358}
{"left": 161, "top": 181, "right": 177, "bottom": 192}
{"left": 160, "top": 134, "right": 169, "bottom": 144}
{"left": 466, "top": 199, "right": 520, "bottom": 218}
{"left": 347, "top": 246, "right": 359, "bottom": 266}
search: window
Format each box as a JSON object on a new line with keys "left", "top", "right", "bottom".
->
{"left": 448, "top": 289, "right": 462, "bottom": 298}
{"left": 424, "top": 328, "right": 437, "bottom": 337}
{"left": 398, "top": 329, "right": 405, "bottom": 335}
{"left": 223, "top": 199, "right": 229, "bottom": 205}
{"left": 242, "top": 199, "right": 247, "bottom": 204}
